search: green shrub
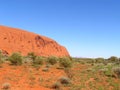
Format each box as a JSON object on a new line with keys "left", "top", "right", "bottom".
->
{"left": 47, "top": 56, "right": 58, "bottom": 65}
{"left": 59, "top": 57, "right": 72, "bottom": 68}
{"left": 8, "top": 53, "right": 23, "bottom": 65}
{"left": 33, "top": 56, "right": 44, "bottom": 65}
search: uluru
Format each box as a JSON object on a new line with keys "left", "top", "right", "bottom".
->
{"left": 0, "top": 25, "right": 69, "bottom": 57}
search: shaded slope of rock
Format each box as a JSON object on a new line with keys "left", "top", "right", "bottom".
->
{"left": 0, "top": 25, "right": 69, "bottom": 57}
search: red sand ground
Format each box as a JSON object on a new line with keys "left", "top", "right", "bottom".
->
{"left": 0, "top": 63, "right": 66, "bottom": 90}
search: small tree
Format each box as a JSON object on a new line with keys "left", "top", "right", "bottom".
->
{"left": 9, "top": 52, "right": 23, "bottom": 65}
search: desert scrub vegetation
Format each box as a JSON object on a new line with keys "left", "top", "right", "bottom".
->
{"left": 91, "top": 60, "right": 120, "bottom": 78}
{"left": 0, "top": 53, "right": 119, "bottom": 90}
{"left": 52, "top": 82, "right": 61, "bottom": 89}
{"left": 59, "top": 57, "right": 72, "bottom": 68}
{"left": 58, "top": 76, "right": 71, "bottom": 85}
{"left": 64, "top": 68, "right": 74, "bottom": 79}
{"left": 95, "top": 57, "right": 105, "bottom": 63}
{"left": 0, "top": 51, "right": 3, "bottom": 60}
{"left": 0, "top": 51, "right": 4, "bottom": 64}
{"left": 52, "top": 76, "right": 71, "bottom": 89}
{"left": 108, "top": 56, "right": 119, "bottom": 64}
{"left": 33, "top": 56, "right": 44, "bottom": 65}
{"left": 8, "top": 52, "right": 23, "bottom": 65}
{"left": 108, "top": 56, "right": 118, "bottom": 61}
{"left": 27, "top": 52, "right": 37, "bottom": 61}
{"left": 0, "top": 50, "right": 8, "bottom": 64}
{"left": 112, "top": 67, "right": 120, "bottom": 78}
{"left": 47, "top": 56, "right": 58, "bottom": 65}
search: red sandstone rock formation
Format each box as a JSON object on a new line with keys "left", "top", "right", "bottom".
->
{"left": 0, "top": 25, "right": 69, "bottom": 57}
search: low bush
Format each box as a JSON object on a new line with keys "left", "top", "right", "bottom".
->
{"left": 59, "top": 57, "right": 72, "bottom": 68}
{"left": 8, "top": 52, "right": 23, "bottom": 65}
{"left": 47, "top": 56, "right": 58, "bottom": 65}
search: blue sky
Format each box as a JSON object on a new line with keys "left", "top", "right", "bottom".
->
{"left": 0, "top": 0, "right": 120, "bottom": 58}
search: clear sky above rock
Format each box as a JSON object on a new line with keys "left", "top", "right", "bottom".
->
{"left": 0, "top": 0, "right": 120, "bottom": 58}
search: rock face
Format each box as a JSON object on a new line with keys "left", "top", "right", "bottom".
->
{"left": 0, "top": 25, "right": 70, "bottom": 57}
